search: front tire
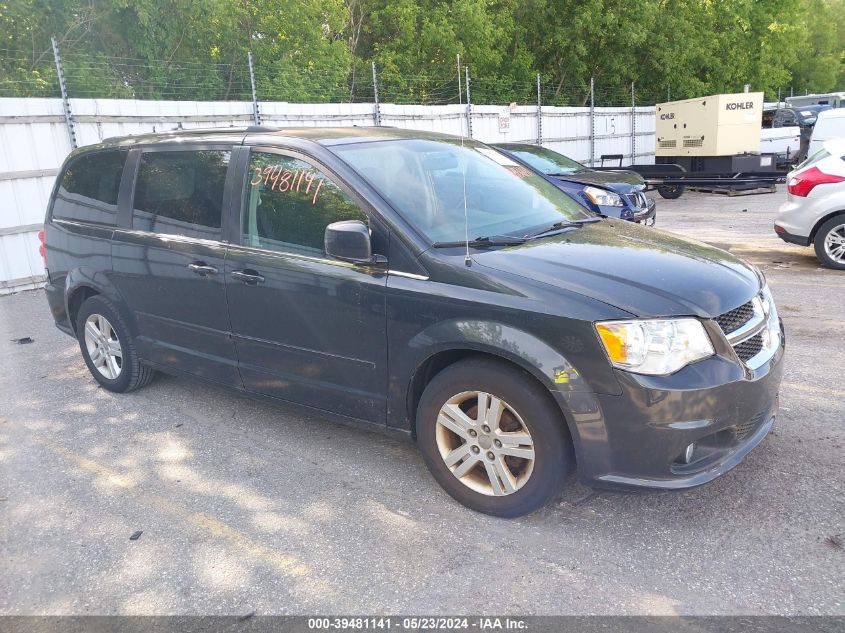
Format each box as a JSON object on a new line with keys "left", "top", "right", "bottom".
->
{"left": 416, "top": 358, "right": 572, "bottom": 517}
{"left": 76, "top": 295, "right": 156, "bottom": 392}
{"left": 813, "top": 216, "right": 845, "bottom": 270}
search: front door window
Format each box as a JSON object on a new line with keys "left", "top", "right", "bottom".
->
{"left": 244, "top": 152, "right": 368, "bottom": 258}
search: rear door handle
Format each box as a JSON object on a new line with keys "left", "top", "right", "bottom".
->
{"left": 231, "top": 270, "right": 265, "bottom": 285}
{"left": 188, "top": 262, "right": 218, "bottom": 276}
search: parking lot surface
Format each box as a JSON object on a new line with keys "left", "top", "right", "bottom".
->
{"left": 1, "top": 186, "right": 843, "bottom": 615}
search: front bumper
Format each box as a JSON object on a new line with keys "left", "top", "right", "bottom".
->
{"left": 596, "top": 197, "right": 656, "bottom": 225}
{"left": 632, "top": 198, "right": 657, "bottom": 225}
{"left": 570, "top": 320, "right": 785, "bottom": 490}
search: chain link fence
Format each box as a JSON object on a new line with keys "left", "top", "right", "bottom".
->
{"left": 0, "top": 41, "right": 661, "bottom": 292}
{"left": 0, "top": 42, "right": 652, "bottom": 108}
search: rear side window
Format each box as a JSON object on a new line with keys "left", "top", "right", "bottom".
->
{"left": 52, "top": 150, "right": 127, "bottom": 225}
{"left": 798, "top": 148, "right": 830, "bottom": 170}
{"left": 133, "top": 150, "right": 230, "bottom": 240}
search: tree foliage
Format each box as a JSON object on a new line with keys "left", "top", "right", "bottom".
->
{"left": 0, "top": 0, "right": 842, "bottom": 103}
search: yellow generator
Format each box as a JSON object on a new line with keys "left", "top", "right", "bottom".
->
{"left": 655, "top": 92, "right": 775, "bottom": 173}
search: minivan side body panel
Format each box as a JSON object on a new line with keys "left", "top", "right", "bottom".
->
{"left": 381, "top": 260, "right": 632, "bottom": 431}
{"left": 108, "top": 144, "right": 240, "bottom": 386}
{"left": 225, "top": 143, "right": 393, "bottom": 423}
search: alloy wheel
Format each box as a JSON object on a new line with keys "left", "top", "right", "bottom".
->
{"left": 435, "top": 391, "right": 535, "bottom": 496}
{"left": 824, "top": 223, "right": 845, "bottom": 263}
{"left": 83, "top": 313, "right": 123, "bottom": 380}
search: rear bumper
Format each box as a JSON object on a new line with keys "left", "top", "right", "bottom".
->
{"left": 774, "top": 223, "right": 811, "bottom": 246}
{"left": 44, "top": 281, "right": 73, "bottom": 335}
{"left": 775, "top": 196, "right": 826, "bottom": 245}
{"left": 571, "top": 323, "right": 785, "bottom": 490}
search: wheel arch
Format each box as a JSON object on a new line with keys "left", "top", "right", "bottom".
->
{"left": 402, "top": 323, "right": 593, "bottom": 456}
{"left": 64, "top": 269, "right": 136, "bottom": 336}
{"left": 407, "top": 346, "right": 586, "bottom": 474}
{"left": 810, "top": 208, "right": 845, "bottom": 242}
{"left": 66, "top": 285, "right": 100, "bottom": 333}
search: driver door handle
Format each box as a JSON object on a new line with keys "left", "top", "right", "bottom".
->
{"left": 231, "top": 269, "right": 265, "bottom": 285}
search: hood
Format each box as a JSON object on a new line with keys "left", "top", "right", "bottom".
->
{"left": 472, "top": 220, "right": 761, "bottom": 318}
{"left": 554, "top": 169, "right": 645, "bottom": 193}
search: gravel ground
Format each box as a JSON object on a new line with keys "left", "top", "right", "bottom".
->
{"left": 0, "top": 185, "right": 842, "bottom": 616}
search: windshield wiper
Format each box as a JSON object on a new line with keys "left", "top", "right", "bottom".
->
{"left": 432, "top": 235, "right": 527, "bottom": 248}
{"left": 547, "top": 170, "right": 587, "bottom": 177}
{"left": 523, "top": 217, "right": 601, "bottom": 240}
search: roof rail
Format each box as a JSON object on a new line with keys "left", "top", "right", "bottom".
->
{"left": 246, "top": 125, "right": 280, "bottom": 132}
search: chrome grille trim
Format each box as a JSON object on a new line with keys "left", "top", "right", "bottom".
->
{"left": 714, "top": 293, "right": 780, "bottom": 370}
{"left": 625, "top": 192, "right": 649, "bottom": 209}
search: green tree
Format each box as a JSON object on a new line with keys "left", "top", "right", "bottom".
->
{"left": 787, "top": 0, "right": 845, "bottom": 94}
{"left": 1, "top": 0, "right": 842, "bottom": 104}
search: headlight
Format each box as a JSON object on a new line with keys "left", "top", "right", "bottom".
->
{"left": 595, "top": 318, "right": 714, "bottom": 375}
{"left": 583, "top": 186, "right": 624, "bottom": 207}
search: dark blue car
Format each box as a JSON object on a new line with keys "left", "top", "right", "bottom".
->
{"left": 494, "top": 143, "right": 657, "bottom": 224}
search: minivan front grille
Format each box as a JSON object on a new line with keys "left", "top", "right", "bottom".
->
{"left": 715, "top": 300, "right": 755, "bottom": 335}
{"left": 714, "top": 296, "right": 776, "bottom": 368}
{"left": 733, "top": 333, "right": 764, "bottom": 361}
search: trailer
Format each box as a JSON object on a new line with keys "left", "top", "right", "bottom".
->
{"left": 596, "top": 156, "right": 785, "bottom": 199}
{"left": 627, "top": 163, "right": 784, "bottom": 199}
{"left": 595, "top": 92, "right": 789, "bottom": 198}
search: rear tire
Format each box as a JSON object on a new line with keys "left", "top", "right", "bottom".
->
{"left": 813, "top": 216, "right": 845, "bottom": 270}
{"left": 76, "top": 295, "right": 156, "bottom": 393}
{"left": 416, "top": 358, "right": 572, "bottom": 517}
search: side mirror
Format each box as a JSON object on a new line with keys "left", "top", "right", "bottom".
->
{"left": 325, "top": 220, "right": 374, "bottom": 264}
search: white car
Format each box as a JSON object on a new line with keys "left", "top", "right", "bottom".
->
{"left": 775, "top": 138, "right": 845, "bottom": 269}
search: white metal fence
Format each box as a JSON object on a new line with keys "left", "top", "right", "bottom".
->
{"left": 0, "top": 97, "right": 656, "bottom": 293}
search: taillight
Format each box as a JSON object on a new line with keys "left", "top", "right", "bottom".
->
{"left": 38, "top": 228, "right": 47, "bottom": 267}
{"left": 787, "top": 166, "right": 845, "bottom": 197}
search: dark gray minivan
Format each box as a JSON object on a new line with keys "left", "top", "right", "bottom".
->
{"left": 42, "top": 127, "right": 785, "bottom": 517}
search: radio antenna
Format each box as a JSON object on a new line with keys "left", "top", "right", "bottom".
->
{"left": 457, "top": 55, "right": 471, "bottom": 267}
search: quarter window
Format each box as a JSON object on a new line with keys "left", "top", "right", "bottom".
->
{"left": 133, "top": 150, "right": 230, "bottom": 240}
{"left": 53, "top": 150, "right": 128, "bottom": 225}
{"left": 243, "top": 152, "right": 367, "bottom": 257}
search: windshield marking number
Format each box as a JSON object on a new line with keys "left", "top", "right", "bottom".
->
{"left": 250, "top": 166, "right": 324, "bottom": 204}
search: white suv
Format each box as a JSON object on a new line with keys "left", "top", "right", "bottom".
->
{"left": 775, "top": 139, "right": 845, "bottom": 269}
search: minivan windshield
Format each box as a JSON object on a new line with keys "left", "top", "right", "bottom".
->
{"left": 332, "top": 138, "right": 592, "bottom": 243}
